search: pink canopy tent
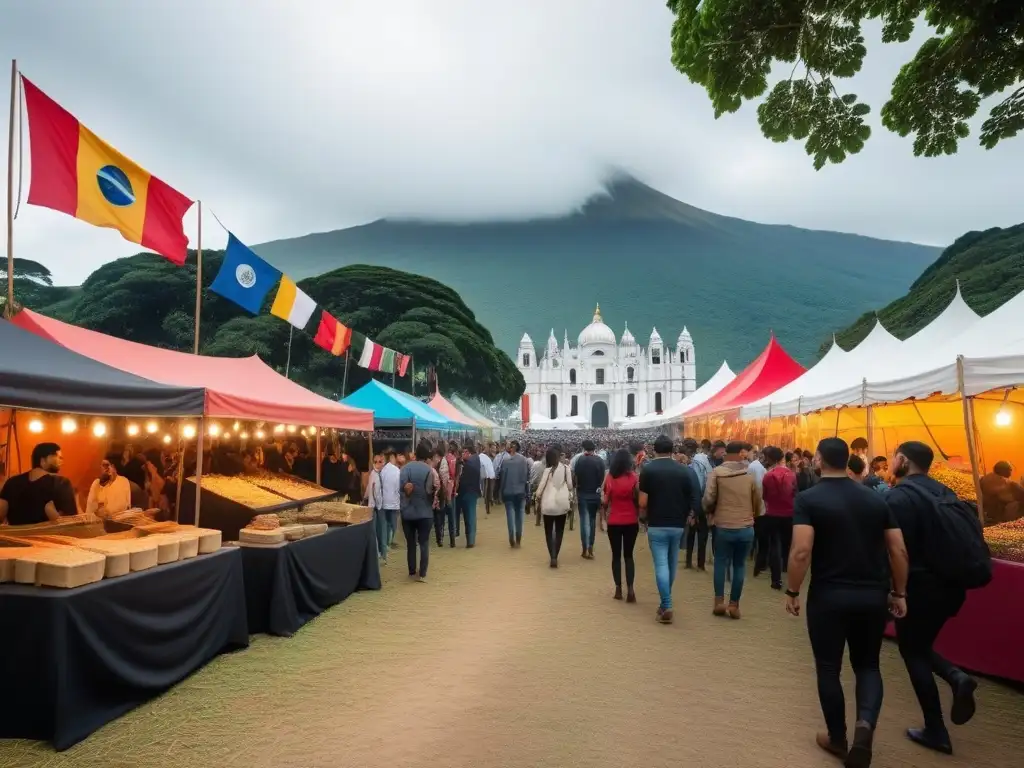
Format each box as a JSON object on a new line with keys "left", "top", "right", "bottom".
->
{"left": 13, "top": 309, "right": 373, "bottom": 430}
{"left": 427, "top": 390, "right": 481, "bottom": 427}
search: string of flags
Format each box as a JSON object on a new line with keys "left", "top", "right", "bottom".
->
{"left": 17, "top": 70, "right": 409, "bottom": 376}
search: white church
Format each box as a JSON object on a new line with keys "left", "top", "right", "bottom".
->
{"left": 518, "top": 305, "right": 696, "bottom": 429}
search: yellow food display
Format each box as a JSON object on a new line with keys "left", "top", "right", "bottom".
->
{"left": 928, "top": 465, "right": 978, "bottom": 502}
{"left": 245, "top": 472, "right": 332, "bottom": 501}
{"left": 191, "top": 474, "right": 288, "bottom": 508}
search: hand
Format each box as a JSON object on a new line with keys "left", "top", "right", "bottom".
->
{"left": 687, "top": 513, "right": 696, "bottom": 528}
{"left": 785, "top": 594, "right": 801, "bottom": 617}
{"left": 888, "top": 595, "right": 907, "bottom": 619}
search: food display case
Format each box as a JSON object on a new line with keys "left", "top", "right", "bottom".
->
{"left": 178, "top": 472, "right": 342, "bottom": 541}
{"left": 984, "top": 519, "right": 1024, "bottom": 563}
{"left": 928, "top": 464, "right": 978, "bottom": 502}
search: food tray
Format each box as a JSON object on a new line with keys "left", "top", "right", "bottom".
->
{"left": 244, "top": 471, "right": 333, "bottom": 501}
{"left": 188, "top": 474, "right": 288, "bottom": 508}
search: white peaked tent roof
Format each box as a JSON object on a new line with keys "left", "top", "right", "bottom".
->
{"left": 622, "top": 361, "right": 736, "bottom": 428}
{"left": 527, "top": 413, "right": 589, "bottom": 431}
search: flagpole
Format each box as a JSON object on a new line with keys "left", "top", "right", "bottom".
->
{"left": 410, "top": 355, "right": 415, "bottom": 397}
{"left": 5, "top": 60, "right": 17, "bottom": 319}
{"left": 193, "top": 200, "right": 202, "bottom": 353}
{"left": 341, "top": 347, "right": 351, "bottom": 398}
{"left": 285, "top": 325, "right": 294, "bottom": 378}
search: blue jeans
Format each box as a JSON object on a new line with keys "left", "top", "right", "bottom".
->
{"left": 577, "top": 493, "right": 600, "bottom": 550}
{"left": 459, "top": 493, "right": 479, "bottom": 546}
{"left": 373, "top": 508, "right": 388, "bottom": 560}
{"left": 714, "top": 526, "right": 755, "bottom": 603}
{"left": 503, "top": 494, "right": 525, "bottom": 539}
{"left": 385, "top": 509, "right": 399, "bottom": 546}
{"left": 648, "top": 526, "right": 685, "bottom": 611}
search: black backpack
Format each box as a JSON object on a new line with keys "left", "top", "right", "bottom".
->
{"left": 902, "top": 482, "right": 992, "bottom": 590}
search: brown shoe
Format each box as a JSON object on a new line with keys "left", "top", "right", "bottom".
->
{"left": 816, "top": 732, "right": 848, "bottom": 759}
{"left": 626, "top": 589, "right": 636, "bottom": 603}
{"left": 658, "top": 609, "right": 674, "bottom": 624}
{"left": 713, "top": 597, "right": 727, "bottom": 616}
{"left": 727, "top": 601, "right": 741, "bottom": 620}
{"left": 845, "top": 720, "right": 874, "bottom": 768}
{"left": 614, "top": 586, "right": 623, "bottom": 600}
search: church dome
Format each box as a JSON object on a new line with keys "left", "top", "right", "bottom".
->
{"left": 649, "top": 327, "right": 663, "bottom": 346}
{"left": 677, "top": 326, "right": 692, "bottom": 344}
{"left": 578, "top": 303, "right": 617, "bottom": 346}
{"left": 620, "top": 322, "right": 636, "bottom": 346}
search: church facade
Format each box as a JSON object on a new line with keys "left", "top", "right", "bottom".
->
{"left": 517, "top": 305, "right": 696, "bottom": 428}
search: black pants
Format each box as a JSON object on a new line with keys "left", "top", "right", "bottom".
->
{"left": 402, "top": 518, "right": 432, "bottom": 577}
{"left": 433, "top": 503, "right": 456, "bottom": 547}
{"left": 543, "top": 514, "right": 567, "bottom": 560}
{"left": 807, "top": 587, "right": 889, "bottom": 742}
{"left": 895, "top": 585, "right": 967, "bottom": 732}
{"left": 685, "top": 515, "right": 709, "bottom": 568}
{"left": 754, "top": 516, "right": 793, "bottom": 585}
{"left": 607, "top": 523, "right": 639, "bottom": 588}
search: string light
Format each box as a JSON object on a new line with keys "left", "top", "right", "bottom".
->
{"left": 146, "top": 421, "right": 159, "bottom": 434}
{"left": 208, "top": 423, "right": 221, "bottom": 437}
{"left": 223, "top": 431, "right": 232, "bottom": 439}
{"left": 126, "top": 423, "right": 140, "bottom": 437}
{"left": 163, "top": 434, "right": 172, "bottom": 444}
{"left": 28, "top": 419, "right": 44, "bottom": 434}
{"left": 233, "top": 421, "right": 241, "bottom": 431}
{"left": 255, "top": 429, "right": 266, "bottom": 440}
{"left": 240, "top": 431, "right": 250, "bottom": 439}
{"left": 996, "top": 409, "right": 1012, "bottom": 427}
{"left": 61, "top": 417, "right": 77, "bottom": 434}
{"left": 286, "top": 424, "right": 297, "bottom": 434}
{"left": 274, "top": 425, "right": 285, "bottom": 434}
{"left": 92, "top": 421, "right": 108, "bottom": 438}
{"left": 182, "top": 424, "right": 196, "bottom": 439}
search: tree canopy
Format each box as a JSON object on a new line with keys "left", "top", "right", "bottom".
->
{"left": 22, "top": 252, "right": 525, "bottom": 404}
{"left": 667, "top": 0, "right": 1024, "bottom": 169}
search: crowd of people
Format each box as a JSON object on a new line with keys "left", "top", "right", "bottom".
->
{"left": 367, "top": 431, "right": 990, "bottom": 768}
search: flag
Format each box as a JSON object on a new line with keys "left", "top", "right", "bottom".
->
{"left": 313, "top": 310, "right": 351, "bottom": 356}
{"left": 209, "top": 233, "right": 282, "bottom": 314}
{"left": 357, "top": 336, "right": 384, "bottom": 370}
{"left": 379, "top": 347, "right": 397, "bottom": 374}
{"left": 396, "top": 353, "right": 410, "bottom": 377}
{"left": 270, "top": 276, "right": 317, "bottom": 330}
{"left": 22, "top": 77, "right": 194, "bottom": 265}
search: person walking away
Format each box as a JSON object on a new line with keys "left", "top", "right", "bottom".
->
{"left": 380, "top": 449, "right": 402, "bottom": 549}
{"left": 499, "top": 440, "right": 530, "bottom": 548}
{"left": 786, "top": 437, "right": 909, "bottom": 768}
{"left": 602, "top": 448, "right": 640, "bottom": 602}
{"left": 433, "top": 447, "right": 456, "bottom": 547}
{"left": 703, "top": 441, "right": 761, "bottom": 619}
{"left": 886, "top": 441, "right": 984, "bottom": 755}
{"left": 493, "top": 441, "right": 510, "bottom": 505}
{"left": 446, "top": 441, "right": 462, "bottom": 537}
{"left": 399, "top": 443, "right": 436, "bottom": 582}
{"left": 456, "top": 444, "right": 482, "bottom": 548}
{"left": 748, "top": 447, "right": 767, "bottom": 564}
{"left": 757, "top": 446, "right": 796, "bottom": 589}
{"left": 479, "top": 444, "right": 496, "bottom": 516}
{"left": 639, "top": 435, "right": 700, "bottom": 625}
{"left": 574, "top": 439, "right": 606, "bottom": 559}
{"left": 530, "top": 447, "right": 546, "bottom": 524}
{"left": 684, "top": 438, "right": 712, "bottom": 570}
{"left": 537, "top": 448, "right": 573, "bottom": 567}
{"left": 366, "top": 453, "right": 388, "bottom": 563}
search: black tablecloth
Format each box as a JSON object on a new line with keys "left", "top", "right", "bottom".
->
{"left": 0, "top": 547, "right": 249, "bottom": 750}
{"left": 239, "top": 521, "right": 381, "bottom": 636}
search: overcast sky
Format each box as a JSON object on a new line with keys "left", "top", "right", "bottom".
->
{"left": 2, "top": 0, "right": 1020, "bottom": 284}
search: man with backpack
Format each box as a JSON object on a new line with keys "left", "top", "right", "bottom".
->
{"left": 886, "top": 441, "right": 985, "bottom": 756}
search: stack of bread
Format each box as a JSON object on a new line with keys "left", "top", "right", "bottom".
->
{"left": 239, "top": 513, "right": 285, "bottom": 544}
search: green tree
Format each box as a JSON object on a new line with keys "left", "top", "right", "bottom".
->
{"left": 667, "top": 0, "right": 1024, "bottom": 169}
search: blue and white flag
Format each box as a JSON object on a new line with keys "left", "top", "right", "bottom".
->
{"left": 209, "top": 233, "right": 283, "bottom": 315}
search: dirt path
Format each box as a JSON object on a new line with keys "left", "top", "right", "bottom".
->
{"left": 2, "top": 511, "right": 1021, "bottom": 768}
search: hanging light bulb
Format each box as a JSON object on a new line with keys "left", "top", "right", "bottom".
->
{"left": 92, "top": 421, "right": 108, "bottom": 438}
{"left": 146, "top": 421, "right": 159, "bottom": 434}
{"left": 28, "top": 419, "right": 44, "bottom": 434}
{"left": 286, "top": 424, "right": 297, "bottom": 434}
{"left": 233, "top": 421, "right": 241, "bottom": 431}
{"left": 126, "top": 423, "right": 140, "bottom": 437}
{"left": 996, "top": 409, "right": 1012, "bottom": 427}
{"left": 61, "top": 417, "right": 77, "bottom": 434}
{"left": 255, "top": 429, "right": 266, "bottom": 440}
{"left": 208, "top": 423, "right": 221, "bottom": 437}
{"left": 182, "top": 424, "right": 196, "bottom": 439}
{"left": 240, "top": 431, "right": 250, "bottom": 440}
{"left": 163, "top": 434, "right": 172, "bottom": 444}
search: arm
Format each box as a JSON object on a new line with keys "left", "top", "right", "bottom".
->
{"left": 785, "top": 524, "right": 814, "bottom": 615}
{"left": 637, "top": 468, "right": 648, "bottom": 521}
{"left": 44, "top": 500, "right": 61, "bottom": 522}
{"left": 85, "top": 480, "right": 99, "bottom": 517}
{"left": 702, "top": 471, "right": 718, "bottom": 514}
{"left": 751, "top": 476, "right": 764, "bottom": 518}
{"left": 884, "top": 505, "right": 909, "bottom": 617}
{"left": 0, "top": 497, "right": 7, "bottom": 524}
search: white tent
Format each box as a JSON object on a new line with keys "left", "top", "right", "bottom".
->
{"left": 621, "top": 361, "right": 736, "bottom": 428}
{"left": 526, "top": 413, "right": 589, "bottom": 431}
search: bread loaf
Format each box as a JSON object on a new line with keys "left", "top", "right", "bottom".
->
{"left": 139, "top": 534, "right": 181, "bottom": 564}
{"left": 238, "top": 527, "right": 285, "bottom": 545}
{"left": 302, "top": 523, "right": 328, "bottom": 537}
{"left": 279, "top": 524, "right": 306, "bottom": 541}
{"left": 14, "top": 548, "right": 106, "bottom": 588}
{"left": 77, "top": 539, "right": 159, "bottom": 572}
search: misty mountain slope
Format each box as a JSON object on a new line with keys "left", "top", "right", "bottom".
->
{"left": 256, "top": 178, "right": 940, "bottom": 383}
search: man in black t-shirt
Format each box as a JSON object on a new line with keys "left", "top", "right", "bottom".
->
{"left": 0, "top": 442, "right": 68, "bottom": 526}
{"left": 786, "top": 438, "right": 909, "bottom": 768}
{"left": 573, "top": 439, "right": 606, "bottom": 560}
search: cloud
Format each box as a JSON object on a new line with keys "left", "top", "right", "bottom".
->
{"left": 1, "top": 0, "right": 1020, "bottom": 283}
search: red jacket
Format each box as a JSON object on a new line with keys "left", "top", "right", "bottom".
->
{"left": 761, "top": 465, "right": 796, "bottom": 517}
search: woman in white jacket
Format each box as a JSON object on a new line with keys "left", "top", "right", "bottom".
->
{"left": 536, "top": 447, "right": 574, "bottom": 568}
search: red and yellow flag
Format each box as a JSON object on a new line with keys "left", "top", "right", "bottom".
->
{"left": 313, "top": 310, "right": 352, "bottom": 356}
{"left": 22, "top": 77, "right": 194, "bottom": 265}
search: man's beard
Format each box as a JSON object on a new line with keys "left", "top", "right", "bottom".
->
{"left": 892, "top": 464, "right": 909, "bottom": 479}
{"left": 99, "top": 475, "right": 113, "bottom": 486}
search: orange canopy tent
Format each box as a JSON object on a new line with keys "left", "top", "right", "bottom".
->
{"left": 427, "top": 390, "right": 482, "bottom": 427}
{"left": 12, "top": 309, "right": 373, "bottom": 431}
{"left": 685, "top": 335, "right": 805, "bottom": 418}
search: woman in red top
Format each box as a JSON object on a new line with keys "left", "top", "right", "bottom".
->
{"left": 602, "top": 448, "right": 640, "bottom": 602}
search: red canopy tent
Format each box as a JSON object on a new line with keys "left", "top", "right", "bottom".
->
{"left": 684, "top": 336, "right": 805, "bottom": 418}
{"left": 12, "top": 309, "right": 373, "bottom": 430}
{"left": 427, "top": 390, "right": 481, "bottom": 427}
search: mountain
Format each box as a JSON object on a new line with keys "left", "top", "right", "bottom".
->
{"left": 831, "top": 224, "right": 1024, "bottom": 352}
{"left": 255, "top": 176, "right": 940, "bottom": 383}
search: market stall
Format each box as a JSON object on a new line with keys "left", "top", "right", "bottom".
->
{"left": 0, "top": 319, "right": 249, "bottom": 750}
{"left": 341, "top": 379, "right": 469, "bottom": 449}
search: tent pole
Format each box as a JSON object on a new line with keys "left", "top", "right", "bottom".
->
{"left": 411, "top": 416, "right": 417, "bottom": 452}
{"left": 834, "top": 407, "right": 841, "bottom": 437}
{"left": 866, "top": 405, "right": 874, "bottom": 461}
{"left": 193, "top": 201, "right": 202, "bottom": 354}
{"left": 194, "top": 417, "right": 205, "bottom": 528}
{"left": 341, "top": 347, "right": 351, "bottom": 398}
{"left": 5, "top": 60, "right": 17, "bottom": 319}
{"left": 284, "top": 325, "right": 294, "bottom": 379}
{"left": 315, "top": 428, "right": 322, "bottom": 486}
{"left": 957, "top": 356, "right": 984, "bottom": 523}
{"left": 173, "top": 433, "right": 185, "bottom": 522}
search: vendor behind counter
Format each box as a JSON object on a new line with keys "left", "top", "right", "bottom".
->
{"left": 0, "top": 442, "right": 79, "bottom": 525}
